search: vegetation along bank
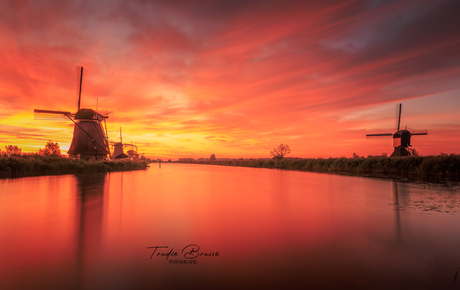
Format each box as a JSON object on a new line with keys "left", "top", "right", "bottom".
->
{"left": 0, "top": 142, "right": 148, "bottom": 179}
{"left": 0, "top": 155, "right": 148, "bottom": 179}
{"left": 176, "top": 154, "right": 460, "bottom": 181}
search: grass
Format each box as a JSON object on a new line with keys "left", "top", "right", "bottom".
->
{"left": 176, "top": 155, "right": 460, "bottom": 181}
{"left": 0, "top": 154, "right": 148, "bottom": 179}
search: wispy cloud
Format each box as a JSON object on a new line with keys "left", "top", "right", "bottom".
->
{"left": 0, "top": 0, "right": 459, "bottom": 158}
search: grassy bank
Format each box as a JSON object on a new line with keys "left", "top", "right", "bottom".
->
{"left": 176, "top": 155, "right": 460, "bottom": 181}
{"left": 0, "top": 155, "right": 148, "bottom": 179}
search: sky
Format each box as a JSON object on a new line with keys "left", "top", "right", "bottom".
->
{"left": 0, "top": 0, "right": 459, "bottom": 160}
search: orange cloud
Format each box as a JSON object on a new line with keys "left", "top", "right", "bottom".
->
{"left": 0, "top": 0, "right": 459, "bottom": 159}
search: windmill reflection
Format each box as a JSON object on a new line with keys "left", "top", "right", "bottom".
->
{"left": 392, "top": 181, "right": 410, "bottom": 244}
{"left": 74, "top": 172, "right": 108, "bottom": 289}
{"left": 393, "top": 181, "right": 402, "bottom": 243}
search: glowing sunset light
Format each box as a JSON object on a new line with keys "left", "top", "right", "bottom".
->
{"left": 1, "top": 0, "right": 459, "bottom": 159}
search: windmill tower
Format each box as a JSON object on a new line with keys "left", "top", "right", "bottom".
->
{"left": 110, "top": 127, "right": 139, "bottom": 159}
{"left": 111, "top": 127, "right": 129, "bottom": 159}
{"left": 366, "top": 103, "right": 427, "bottom": 157}
{"left": 34, "top": 67, "right": 111, "bottom": 160}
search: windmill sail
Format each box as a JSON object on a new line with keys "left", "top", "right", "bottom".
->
{"left": 34, "top": 109, "right": 73, "bottom": 121}
{"left": 76, "top": 66, "right": 83, "bottom": 111}
{"left": 411, "top": 129, "right": 428, "bottom": 136}
{"left": 366, "top": 133, "right": 393, "bottom": 137}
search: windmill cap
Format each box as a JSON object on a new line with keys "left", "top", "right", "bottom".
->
{"left": 75, "top": 108, "right": 104, "bottom": 120}
{"left": 393, "top": 130, "right": 411, "bottom": 138}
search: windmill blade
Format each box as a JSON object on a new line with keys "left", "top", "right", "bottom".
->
{"left": 366, "top": 133, "right": 393, "bottom": 137}
{"left": 97, "top": 110, "right": 112, "bottom": 117}
{"left": 395, "top": 103, "right": 402, "bottom": 131}
{"left": 34, "top": 109, "right": 73, "bottom": 121}
{"left": 123, "top": 143, "right": 138, "bottom": 150}
{"left": 411, "top": 129, "right": 428, "bottom": 135}
{"left": 76, "top": 66, "right": 83, "bottom": 111}
{"left": 34, "top": 109, "right": 72, "bottom": 115}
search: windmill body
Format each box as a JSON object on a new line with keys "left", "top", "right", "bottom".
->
{"left": 112, "top": 142, "right": 125, "bottom": 158}
{"left": 393, "top": 129, "right": 411, "bottom": 148}
{"left": 127, "top": 148, "right": 139, "bottom": 160}
{"left": 111, "top": 127, "right": 131, "bottom": 159}
{"left": 366, "top": 104, "right": 427, "bottom": 157}
{"left": 34, "top": 67, "right": 111, "bottom": 160}
{"left": 68, "top": 108, "right": 110, "bottom": 159}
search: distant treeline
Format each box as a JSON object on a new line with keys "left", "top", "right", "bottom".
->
{"left": 0, "top": 155, "right": 148, "bottom": 179}
{"left": 176, "top": 155, "right": 460, "bottom": 180}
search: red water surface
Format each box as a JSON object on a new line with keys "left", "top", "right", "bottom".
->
{"left": 1, "top": 164, "right": 460, "bottom": 290}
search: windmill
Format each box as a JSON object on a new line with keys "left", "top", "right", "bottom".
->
{"left": 110, "top": 127, "right": 137, "bottom": 159}
{"left": 126, "top": 142, "right": 139, "bottom": 160}
{"left": 366, "top": 103, "right": 427, "bottom": 157}
{"left": 34, "top": 67, "right": 112, "bottom": 160}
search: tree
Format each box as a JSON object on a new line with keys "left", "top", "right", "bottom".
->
{"left": 38, "top": 140, "right": 61, "bottom": 156}
{"left": 407, "top": 147, "right": 419, "bottom": 157}
{"left": 5, "top": 145, "right": 22, "bottom": 156}
{"left": 270, "top": 144, "right": 291, "bottom": 160}
{"left": 210, "top": 154, "right": 216, "bottom": 161}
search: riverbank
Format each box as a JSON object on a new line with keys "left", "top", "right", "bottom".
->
{"left": 176, "top": 154, "right": 460, "bottom": 181}
{"left": 0, "top": 155, "right": 148, "bottom": 178}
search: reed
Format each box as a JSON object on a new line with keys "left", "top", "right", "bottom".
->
{"left": 176, "top": 154, "right": 460, "bottom": 180}
{"left": 0, "top": 155, "right": 148, "bottom": 178}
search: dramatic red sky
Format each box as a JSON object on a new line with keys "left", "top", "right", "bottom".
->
{"left": 0, "top": 0, "right": 459, "bottom": 159}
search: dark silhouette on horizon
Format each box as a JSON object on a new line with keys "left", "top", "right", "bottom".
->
{"left": 366, "top": 103, "right": 427, "bottom": 157}
{"left": 34, "top": 66, "right": 112, "bottom": 160}
{"left": 111, "top": 127, "right": 139, "bottom": 160}
{"left": 270, "top": 144, "right": 291, "bottom": 160}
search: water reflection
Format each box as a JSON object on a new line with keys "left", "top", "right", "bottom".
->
{"left": 393, "top": 181, "right": 407, "bottom": 243}
{"left": 74, "top": 173, "right": 107, "bottom": 290}
{"left": 1, "top": 165, "right": 460, "bottom": 290}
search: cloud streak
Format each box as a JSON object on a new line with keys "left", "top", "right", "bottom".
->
{"left": 0, "top": 0, "right": 459, "bottom": 158}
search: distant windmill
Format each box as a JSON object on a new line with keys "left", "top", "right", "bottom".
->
{"left": 110, "top": 127, "right": 137, "bottom": 159}
{"left": 34, "top": 67, "right": 111, "bottom": 160}
{"left": 366, "top": 103, "right": 427, "bottom": 157}
{"left": 126, "top": 142, "right": 139, "bottom": 160}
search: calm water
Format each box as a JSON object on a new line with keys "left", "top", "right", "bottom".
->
{"left": 1, "top": 164, "right": 460, "bottom": 290}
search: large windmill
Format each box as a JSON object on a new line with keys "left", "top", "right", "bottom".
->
{"left": 34, "top": 67, "right": 112, "bottom": 160}
{"left": 366, "top": 103, "right": 427, "bottom": 157}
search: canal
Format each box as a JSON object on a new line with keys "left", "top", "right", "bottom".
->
{"left": 1, "top": 164, "right": 459, "bottom": 289}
